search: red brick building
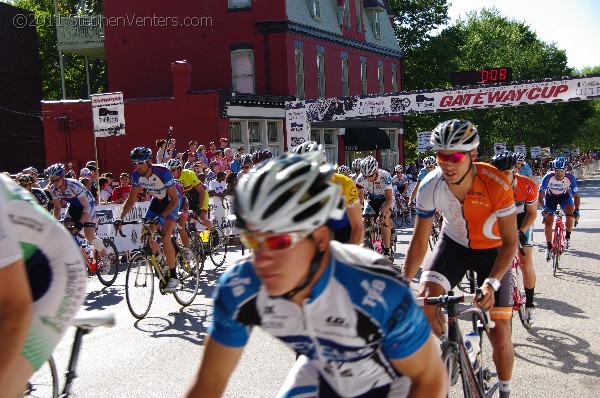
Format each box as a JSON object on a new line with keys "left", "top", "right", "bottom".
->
{"left": 43, "top": 0, "right": 404, "bottom": 174}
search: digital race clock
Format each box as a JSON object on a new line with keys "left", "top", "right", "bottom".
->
{"left": 451, "top": 67, "right": 513, "bottom": 86}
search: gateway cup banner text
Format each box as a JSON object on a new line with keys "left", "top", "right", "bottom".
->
{"left": 91, "top": 92, "right": 126, "bottom": 137}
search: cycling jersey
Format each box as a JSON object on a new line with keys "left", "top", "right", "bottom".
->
{"left": 49, "top": 178, "right": 94, "bottom": 210}
{"left": 210, "top": 242, "right": 431, "bottom": 397}
{"left": 513, "top": 174, "right": 538, "bottom": 215}
{"left": 131, "top": 164, "right": 176, "bottom": 200}
{"left": 0, "top": 174, "right": 87, "bottom": 370}
{"left": 329, "top": 173, "right": 360, "bottom": 239}
{"left": 517, "top": 163, "right": 533, "bottom": 177}
{"left": 179, "top": 169, "right": 199, "bottom": 192}
{"left": 416, "top": 162, "right": 516, "bottom": 250}
{"left": 539, "top": 171, "right": 578, "bottom": 196}
{"left": 417, "top": 167, "right": 432, "bottom": 182}
{"left": 392, "top": 174, "right": 409, "bottom": 195}
{"left": 356, "top": 169, "right": 393, "bottom": 201}
{"left": 31, "top": 187, "right": 49, "bottom": 207}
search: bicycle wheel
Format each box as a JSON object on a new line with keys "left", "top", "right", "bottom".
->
{"left": 513, "top": 266, "right": 530, "bottom": 330}
{"left": 125, "top": 251, "right": 155, "bottom": 319}
{"left": 96, "top": 239, "right": 120, "bottom": 287}
{"left": 25, "top": 356, "right": 58, "bottom": 398}
{"left": 441, "top": 342, "right": 460, "bottom": 388}
{"left": 208, "top": 226, "right": 228, "bottom": 268}
{"left": 188, "top": 228, "right": 206, "bottom": 264}
{"left": 174, "top": 245, "right": 201, "bottom": 306}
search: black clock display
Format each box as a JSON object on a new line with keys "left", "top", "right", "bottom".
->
{"left": 451, "top": 67, "right": 513, "bottom": 86}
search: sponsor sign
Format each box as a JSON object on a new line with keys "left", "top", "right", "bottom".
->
{"left": 514, "top": 145, "right": 526, "bottom": 155}
{"left": 494, "top": 143, "right": 507, "bottom": 155}
{"left": 530, "top": 146, "right": 542, "bottom": 158}
{"left": 417, "top": 131, "right": 433, "bottom": 152}
{"left": 541, "top": 147, "right": 551, "bottom": 157}
{"left": 91, "top": 92, "right": 126, "bottom": 137}
{"left": 571, "top": 147, "right": 580, "bottom": 156}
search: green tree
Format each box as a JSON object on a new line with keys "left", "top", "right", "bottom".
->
{"left": 7, "top": 0, "right": 107, "bottom": 100}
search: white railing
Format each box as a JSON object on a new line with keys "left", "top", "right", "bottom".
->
{"left": 56, "top": 14, "right": 104, "bottom": 46}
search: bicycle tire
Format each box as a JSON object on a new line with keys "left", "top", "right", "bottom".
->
{"left": 512, "top": 265, "right": 531, "bottom": 330}
{"left": 188, "top": 228, "right": 206, "bottom": 264}
{"left": 25, "top": 356, "right": 58, "bottom": 398}
{"left": 173, "top": 245, "right": 201, "bottom": 306}
{"left": 441, "top": 342, "right": 460, "bottom": 388}
{"left": 208, "top": 226, "right": 228, "bottom": 268}
{"left": 125, "top": 252, "right": 155, "bottom": 319}
{"left": 96, "top": 239, "right": 120, "bottom": 286}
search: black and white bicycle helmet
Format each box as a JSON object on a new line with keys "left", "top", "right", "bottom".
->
{"left": 292, "top": 141, "right": 326, "bottom": 164}
{"left": 17, "top": 173, "right": 35, "bottom": 186}
{"left": 351, "top": 158, "right": 362, "bottom": 171}
{"left": 45, "top": 163, "right": 66, "bottom": 178}
{"left": 360, "top": 156, "right": 378, "bottom": 177}
{"left": 166, "top": 158, "right": 182, "bottom": 169}
{"left": 337, "top": 165, "right": 351, "bottom": 176}
{"left": 423, "top": 156, "right": 437, "bottom": 168}
{"left": 491, "top": 150, "right": 517, "bottom": 171}
{"left": 130, "top": 146, "right": 152, "bottom": 162}
{"left": 431, "top": 119, "right": 480, "bottom": 151}
{"left": 394, "top": 165, "right": 403, "bottom": 173}
{"left": 234, "top": 154, "right": 345, "bottom": 233}
{"left": 241, "top": 153, "right": 253, "bottom": 166}
{"left": 516, "top": 152, "right": 526, "bottom": 162}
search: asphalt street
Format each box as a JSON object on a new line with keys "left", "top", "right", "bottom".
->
{"left": 40, "top": 170, "right": 600, "bottom": 398}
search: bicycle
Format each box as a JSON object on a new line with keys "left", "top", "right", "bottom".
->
{"left": 25, "top": 311, "right": 116, "bottom": 398}
{"left": 186, "top": 213, "right": 228, "bottom": 268}
{"left": 428, "top": 211, "right": 441, "bottom": 251}
{"left": 68, "top": 225, "right": 119, "bottom": 287}
{"left": 417, "top": 292, "right": 498, "bottom": 398}
{"left": 511, "top": 244, "right": 530, "bottom": 330}
{"left": 550, "top": 209, "right": 566, "bottom": 276}
{"left": 124, "top": 220, "right": 201, "bottom": 319}
{"left": 392, "top": 194, "right": 411, "bottom": 228}
{"left": 363, "top": 214, "right": 396, "bottom": 262}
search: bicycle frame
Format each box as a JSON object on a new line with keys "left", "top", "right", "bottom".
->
{"left": 552, "top": 210, "right": 565, "bottom": 275}
{"left": 137, "top": 221, "right": 169, "bottom": 285}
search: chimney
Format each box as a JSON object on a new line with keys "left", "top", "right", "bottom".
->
{"left": 171, "top": 60, "right": 193, "bottom": 97}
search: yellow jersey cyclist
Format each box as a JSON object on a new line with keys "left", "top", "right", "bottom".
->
{"left": 170, "top": 158, "right": 214, "bottom": 231}
{"left": 115, "top": 147, "right": 182, "bottom": 292}
{"left": 491, "top": 151, "right": 539, "bottom": 326}
{"left": 292, "top": 141, "right": 364, "bottom": 245}
{"left": 403, "top": 120, "right": 518, "bottom": 398}
{"left": 0, "top": 174, "right": 87, "bottom": 397}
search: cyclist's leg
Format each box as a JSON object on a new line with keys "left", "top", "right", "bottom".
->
{"left": 542, "top": 199, "right": 557, "bottom": 248}
{"left": 517, "top": 228, "right": 536, "bottom": 308}
{"left": 560, "top": 196, "right": 576, "bottom": 239}
{"left": 199, "top": 210, "right": 214, "bottom": 231}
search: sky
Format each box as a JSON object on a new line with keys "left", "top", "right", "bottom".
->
{"left": 445, "top": 0, "right": 600, "bottom": 70}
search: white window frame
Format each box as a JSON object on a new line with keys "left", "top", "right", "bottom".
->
{"left": 373, "top": 11, "right": 381, "bottom": 38}
{"left": 230, "top": 121, "right": 242, "bottom": 145}
{"left": 380, "top": 129, "right": 399, "bottom": 171}
{"left": 229, "top": 119, "right": 283, "bottom": 155}
{"left": 355, "top": 0, "right": 362, "bottom": 32}
{"left": 361, "top": 61, "right": 367, "bottom": 95}
{"left": 317, "top": 52, "right": 326, "bottom": 98}
{"left": 341, "top": 58, "right": 349, "bottom": 97}
{"left": 378, "top": 65, "right": 384, "bottom": 94}
{"left": 344, "top": 0, "right": 351, "bottom": 29}
{"left": 311, "top": 0, "right": 321, "bottom": 20}
{"left": 231, "top": 49, "right": 255, "bottom": 94}
{"left": 391, "top": 65, "right": 398, "bottom": 92}
{"left": 311, "top": 128, "right": 338, "bottom": 165}
{"left": 295, "top": 48, "right": 305, "bottom": 97}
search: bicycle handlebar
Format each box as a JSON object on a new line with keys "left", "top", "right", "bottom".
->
{"left": 416, "top": 292, "right": 496, "bottom": 329}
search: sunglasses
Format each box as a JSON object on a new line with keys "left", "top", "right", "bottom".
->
{"left": 50, "top": 177, "right": 62, "bottom": 183}
{"left": 132, "top": 160, "right": 146, "bottom": 166}
{"left": 243, "top": 165, "right": 250, "bottom": 169}
{"left": 436, "top": 152, "right": 468, "bottom": 164}
{"left": 240, "top": 230, "right": 311, "bottom": 251}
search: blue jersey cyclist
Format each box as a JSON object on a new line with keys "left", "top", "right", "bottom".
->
{"left": 46, "top": 163, "right": 107, "bottom": 259}
{"left": 115, "top": 147, "right": 182, "bottom": 292}
{"left": 186, "top": 154, "right": 446, "bottom": 398}
{"left": 538, "top": 156, "right": 580, "bottom": 259}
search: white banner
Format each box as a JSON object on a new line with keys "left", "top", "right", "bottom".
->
{"left": 571, "top": 147, "right": 580, "bottom": 156}
{"left": 514, "top": 145, "right": 526, "bottom": 155}
{"left": 562, "top": 148, "right": 571, "bottom": 158}
{"left": 531, "top": 146, "right": 542, "bottom": 158}
{"left": 494, "top": 143, "right": 507, "bottom": 155}
{"left": 417, "top": 131, "right": 433, "bottom": 152}
{"left": 285, "top": 101, "right": 309, "bottom": 150}
{"left": 541, "top": 147, "right": 551, "bottom": 157}
{"left": 91, "top": 92, "right": 126, "bottom": 137}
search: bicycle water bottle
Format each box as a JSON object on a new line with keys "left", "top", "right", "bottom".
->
{"left": 86, "top": 245, "right": 97, "bottom": 273}
{"left": 464, "top": 331, "right": 480, "bottom": 372}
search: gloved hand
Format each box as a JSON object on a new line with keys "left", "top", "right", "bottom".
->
{"left": 156, "top": 215, "right": 166, "bottom": 227}
{"left": 574, "top": 208, "right": 580, "bottom": 219}
{"left": 74, "top": 221, "right": 84, "bottom": 232}
{"left": 518, "top": 231, "right": 528, "bottom": 247}
{"left": 114, "top": 218, "right": 123, "bottom": 231}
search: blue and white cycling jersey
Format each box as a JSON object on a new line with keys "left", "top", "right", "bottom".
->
{"left": 131, "top": 164, "right": 175, "bottom": 200}
{"left": 356, "top": 169, "right": 393, "bottom": 201}
{"left": 539, "top": 171, "right": 578, "bottom": 196}
{"left": 49, "top": 178, "right": 94, "bottom": 209}
{"left": 210, "top": 242, "right": 431, "bottom": 397}
{"left": 417, "top": 167, "right": 430, "bottom": 182}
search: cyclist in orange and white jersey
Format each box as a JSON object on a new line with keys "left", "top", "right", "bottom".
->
{"left": 492, "top": 151, "right": 538, "bottom": 326}
{"left": 403, "top": 120, "right": 518, "bottom": 398}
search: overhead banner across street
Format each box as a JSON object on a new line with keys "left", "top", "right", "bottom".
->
{"left": 286, "top": 74, "right": 600, "bottom": 147}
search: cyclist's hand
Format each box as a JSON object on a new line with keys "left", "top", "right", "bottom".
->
{"left": 114, "top": 218, "right": 123, "bottom": 231}
{"left": 73, "top": 221, "right": 84, "bottom": 233}
{"left": 518, "top": 231, "right": 528, "bottom": 247}
{"left": 156, "top": 215, "right": 166, "bottom": 227}
{"left": 477, "top": 284, "right": 496, "bottom": 311}
{"left": 574, "top": 208, "right": 580, "bottom": 219}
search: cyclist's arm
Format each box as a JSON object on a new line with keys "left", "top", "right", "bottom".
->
{"left": 185, "top": 336, "right": 244, "bottom": 398}
{"left": 573, "top": 193, "right": 581, "bottom": 209}
{"left": 537, "top": 191, "right": 545, "bottom": 208}
{"left": 161, "top": 185, "right": 180, "bottom": 217}
{"left": 410, "top": 181, "right": 420, "bottom": 202}
{"left": 118, "top": 186, "right": 142, "bottom": 219}
{"left": 347, "top": 204, "right": 364, "bottom": 245}
{"left": 520, "top": 202, "right": 537, "bottom": 233}
{"left": 52, "top": 198, "right": 62, "bottom": 219}
{"left": 76, "top": 192, "right": 92, "bottom": 224}
{"left": 390, "top": 334, "right": 447, "bottom": 398}
{"left": 403, "top": 215, "right": 434, "bottom": 281}
{"left": 382, "top": 188, "right": 393, "bottom": 214}
{"left": 0, "top": 259, "right": 33, "bottom": 391}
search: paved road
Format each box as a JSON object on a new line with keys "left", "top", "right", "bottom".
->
{"left": 44, "top": 172, "right": 600, "bottom": 397}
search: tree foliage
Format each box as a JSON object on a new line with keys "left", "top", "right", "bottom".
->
{"left": 397, "top": 8, "right": 600, "bottom": 161}
{"left": 9, "top": 0, "right": 106, "bottom": 100}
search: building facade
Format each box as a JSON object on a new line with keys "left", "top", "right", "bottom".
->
{"left": 43, "top": 0, "right": 404, "bottom": 173}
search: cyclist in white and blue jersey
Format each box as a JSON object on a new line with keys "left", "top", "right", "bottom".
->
{"left": 538, "top": 156, "right": 580, "bottom": 258}
{"left": 185, "top": 153, "right": 446, "bottom": 398}
{"left": 115, "top": 146, "right": 182, "bottom": 291}
{"left": 46, "top": 163, "right": 107, "bottom": 258}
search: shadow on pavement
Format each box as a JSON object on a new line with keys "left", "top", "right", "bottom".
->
{"left": 84, "top": 285, "right": 125, "bottom": 310}
{"left": 534, "top": 297, "right": 588, "bottom": 319}
{"left": 514, "top": 327, "right": 600, "bottom": 377}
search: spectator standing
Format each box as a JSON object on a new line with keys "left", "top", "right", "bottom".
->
{"left": 184, "top": 152, "right": 199, "bottom": 169}
{"left": 206, "top": 161, "right": 220, "bottom": 182}
{"left": 206, "top": 142, "right": 218, "bottom": 160}
{"left": 156, "top": 139, "right": 169, "bottom": 164}
{"left": 111, "top": 173, "right": 132, "bottom": 204}
{"left": 218, "top": 137, "right": 229, "bottom": 154}
{"left": 98, "top": 177, "right": 111, "bottom": 204}
{"left": 182, "top": 140, "right": 198, "bottom": 164}
{"left": 222, "top": 148, "right": 233, "bottom": 172}
{"left": 230, "top": 151, "right": 242, "bottom": 174}
{"left": 196, "top": 145, "right": 209, "bottom": 167}
{"left": 208, "top": 171, "right": 227, "bottom": 200}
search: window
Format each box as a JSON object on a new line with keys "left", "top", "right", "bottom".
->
{"left": 381, "top": 129, "right": 399, "bottom": 171}
{"left": 344, "top": 0, "right": 351, "bottom": 29}
{"left": 230, "top": 121, "right": 242, "bottom": 143}
{"left": 317, "top": 53, "right": 326, "bottom": 98}
{"left": 228, "top": 0, "right": 250, "bottom": 9}
{"left": 295, "top": 48, "right": 305, "bottom": 97}
{"left": 373, "top": 11, "right": 381, "bottom": 38}
{"left": 361, "top": 60, "right": 367, "bottom": 95}
{"left": 231, "top": 50, "right": 254, "bottom": 94}
{"left": 378, "top": 64, "right": 384, "bottom": 94}
{"left": 355, "top": 0, "right": 362, "bottom": 32}
{"left": 311, "top": 129, "right": 338, "bottom": 164}
{"left": 267, "top": 121, "right": 278, "bottom": 142}
{"left": 248, "top": 121, "right": 261, "bottom": 143}
{"left": 391, "top": 64, "right": 398, "bottom": 92}
{"left": 341, "top": 58, "right": 349, "bottom": 97}
{"left": 311, "top": 0, "right": 321, "bottom": 19}
{"left": 267, "top": 121, "right": 281, "bottom": 156}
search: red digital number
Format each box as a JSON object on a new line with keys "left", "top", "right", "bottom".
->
{"left": 481, "top": 69, "right": 488, "bottom": 83}
{"left": 500, "top": 68, "right": 506, "bottom": 80}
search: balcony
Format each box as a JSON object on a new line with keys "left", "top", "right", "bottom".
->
{"left": 56, "top": 14, "right": 105, "bottom": 60}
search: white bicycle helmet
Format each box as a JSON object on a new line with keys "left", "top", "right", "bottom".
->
{"left": 351, "top": 158, "right": 362, "bottom": 171}
{"left": 166, "top": 158, "right": 182, "bottom": 169}
{"left": 431, "top": 119, "right": 479, "bottom": 151}
{"left": 234, "top": 154, "right": 345, "bottom": 233}
{"left": 360, "top": 156, "right": 378, "bottom": 177}
{"left": 516, "top": 152, "right": 526, "bottom": 162}
{"left": 337, "top": 165, "right": 351, "bottom": 176}
{"left": 292, "top": 141, "right": 326, "bottom": 164}
{"left": 394, "top": 165, "right": 403, "bottom": 173}
{"left": 423, "top": 156, "right": 437, "bottom": 167}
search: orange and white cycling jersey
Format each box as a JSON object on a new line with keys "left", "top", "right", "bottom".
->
{"left": 513, "top": 174, "right": 538, "bottom": 214}
{"left": 416, "top": 162, "right": 515, "bottom": 249}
